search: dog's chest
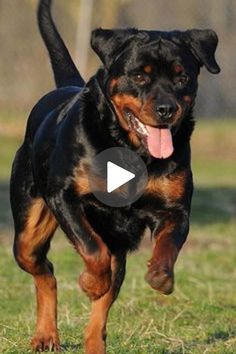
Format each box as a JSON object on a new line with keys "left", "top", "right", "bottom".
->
{"left": 82, "top": 199, "right": 146, "bottom": 252}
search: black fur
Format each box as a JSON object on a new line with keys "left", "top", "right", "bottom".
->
{"left": 37, "top": 0, "right": 84, "bottom": 87}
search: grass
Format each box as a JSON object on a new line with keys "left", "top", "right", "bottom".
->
{"left": 0, "top": 116, "right": 236, "bottom": 353}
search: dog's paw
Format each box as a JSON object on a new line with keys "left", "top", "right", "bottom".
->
{"left": 31, "top": 332, "right": 60, "bottom": 352}
{"left": 145, "top": 266, "right": 174, "bottom": 295}
{"left": 79, "top": 269, "right": 111, "bottom": 300}
{"left": 85, "top": 334, "right": 106, "bottom": 354}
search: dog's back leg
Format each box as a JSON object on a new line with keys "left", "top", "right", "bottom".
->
{"left": 10, "top": 147, "right": 60, "bottom": 352}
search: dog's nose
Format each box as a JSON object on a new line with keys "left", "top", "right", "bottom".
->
{"left": 157, "top": 103, "right": 177, "bottom": 119}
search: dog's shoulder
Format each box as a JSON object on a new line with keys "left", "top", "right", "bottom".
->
{"left": 25, "top": 86, "right": 83, "bottom": 143}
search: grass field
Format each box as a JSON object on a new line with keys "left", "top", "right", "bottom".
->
{"left": 0, "top": 116, "right": 236, "bottom": 353}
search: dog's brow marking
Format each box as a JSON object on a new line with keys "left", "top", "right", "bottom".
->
{"left": 183, "top": 95, "right": 192, "bottom": 104}
{"left": 109, "top": 78, "right": 119, "bottom": 91}
{"left": 144, "top": 65, "right": 153, "bottom": 74}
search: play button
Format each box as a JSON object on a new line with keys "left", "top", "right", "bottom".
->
{"left": 107, "top": 162, "right": 135, "bottom": 193}
{"left": 88, "top": 147, "right": 148, "bottom": 207}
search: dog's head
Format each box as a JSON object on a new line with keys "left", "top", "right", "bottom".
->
{"left": 91, "top": 28, "right": 220, "bottom": 159}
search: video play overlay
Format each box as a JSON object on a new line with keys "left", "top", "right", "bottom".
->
{"left": 88, "top": 147, "right": 148, "bottom": 207}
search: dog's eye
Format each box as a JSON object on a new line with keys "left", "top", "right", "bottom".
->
{"left": 132, "top": 73, "right": 150, "bottom": 85}
{"left": 174, "top": 75, "right": 189, "bottom": 88}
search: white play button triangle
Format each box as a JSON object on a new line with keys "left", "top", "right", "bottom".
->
{"left": 88, "top": 147, "right": 148, "bottom": 207}
{"left": 107, "top": 161, "right": 135, "bottom": 193}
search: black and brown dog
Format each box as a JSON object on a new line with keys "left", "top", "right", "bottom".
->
{"left": 10, "top": 0, "right": 220, "bottom": 353}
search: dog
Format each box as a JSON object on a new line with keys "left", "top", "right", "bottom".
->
{"left": 10, "top": 0, "right": 220, "bottom": 353}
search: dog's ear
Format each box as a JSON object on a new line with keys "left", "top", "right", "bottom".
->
{"left": 91, "top": 28, "right": 141, "bottom": 68}
{"left": 182, "top": 29, "right": 220, "bottom": 74}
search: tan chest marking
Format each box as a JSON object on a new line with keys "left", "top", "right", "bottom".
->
{"left": 74, "top": 163, "right": 106, "bottom": 196}
{"left": 145, "top": 170, "right": 187, "bottom": 201}
{"left": 74, "top": 164, "right": 91, "bottom": 195}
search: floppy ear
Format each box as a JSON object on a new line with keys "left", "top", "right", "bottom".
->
{"left": 183, "top": 29, "right": 220, "bottom": 74}
{"left": 91, "top": 28, "right": 141, "bottom": 68}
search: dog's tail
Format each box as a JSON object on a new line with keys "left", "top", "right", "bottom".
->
{"left": 37, "top": 0, "right": 85, "bottom": 88}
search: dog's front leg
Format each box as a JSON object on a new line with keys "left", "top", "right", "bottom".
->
{"left": 85, "top": 252, "right": 126, "bottom": 354}
{"left": 145, "top": 209, "right": 189, "bottom": 294}
{"left": 46, "top": 188, "right": 111, "bottom": 299}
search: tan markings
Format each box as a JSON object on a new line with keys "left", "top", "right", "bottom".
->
{"left": 128, "top": 130, "right": 141, "bottom": 147}
{"left": 155, "top": 219, "right": 176, "bottom": 243}
{"left": 161, "top": 102, "right": 184, "bottom": 130}
{"left": 146, "top": 218, "right": 178, "bottom": 294}
{"left": 111, "top": 94, "right": 142, "bottom": 111}
{"left": 109, "top": 78, "right": 119, "bottom": 92}
{"left": 74, "top": 163, "right": 91, "bottom": 195}
{"left": 111, "top": 94, "right": 184, "bottom": 146}
{"left": 146, "top": 170, "right": 187, "bottom": 201}
{"left": 144, "top": 65, "right": 153, "bottom": 74}
{"left": 79, "top": 267, "right": 111, "bottom": 301}
{"left": 26, "top": 198, "right": 57, "bottom": 237}
{"left": 31, "top": 273, "right": 60, "bottom": 352}
{"left": 111, "top": 93, "right": 151, "bottom": 147}
{"left": 15, "top": 199, "right": 59, "bottom": 350}
{"left": 140, "top": 99, "right": 157, "bottom": 126}
{"left": 84, "top": 256, "right": 118, "bottom": 354}
{"left": 152, "top": 218, "right": 179, "bottom": 267}
{"left": 62, "top": 167, "right": 112, "bottom": 299}
{"left": 183, "top": 95, "right": 192, "bottom": 104}
{"left": 153, "top": 219, "right": 177, "bottom": 266}
{"left": 17, "top": 199, "right": 57, "bottom": 274}
{"left": 111, "top": 93, "right": 143, "bottom": 130}
{"left": 77, "top": 213, "right": 111, "bottom": 300}
{"left": 166, "top": 102, "right": 183, "bottom": 127}
{"left": 75, "top": 172, "right": 90, "bottom": 194}
{"left": 141, "top": 100, "right": 183, "bottom": 126}
{"left": 84, "top": 289, "right": 113, "bottom": 354}
{"left": 78, "top": 214, "right": 111, "bottom": 273}
{"left": 74, "top": 163, "right": 106, "bottom": 196}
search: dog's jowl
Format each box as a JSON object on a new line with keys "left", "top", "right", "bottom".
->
{"left": 10, "top": 0, "right": 220, "bottom": 353}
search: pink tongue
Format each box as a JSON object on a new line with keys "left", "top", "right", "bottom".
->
{"left": 146, "top": 126, "right": 174, "bottom": 159}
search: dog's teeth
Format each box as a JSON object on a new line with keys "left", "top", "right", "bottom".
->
{"left": 127, "top": 112, "right": 133, "bottom": 119}
{"left": 125, "top": 112, "right": 148, "bottom": 139}
{"left": 134, "top": 117, "right": 148, "bottom": 136}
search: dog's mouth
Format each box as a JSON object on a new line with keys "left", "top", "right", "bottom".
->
{"left": 124, "top": 108, "right": 174, "bottom": 159}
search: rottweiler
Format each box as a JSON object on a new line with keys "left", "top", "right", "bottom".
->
{"left": 10, "top": 0, "right": 220, "bottom": 353}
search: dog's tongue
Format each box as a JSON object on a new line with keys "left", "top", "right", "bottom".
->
{"left": 146, "top": 126, "right": 174, "bottom": 159}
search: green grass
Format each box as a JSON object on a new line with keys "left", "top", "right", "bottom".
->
{"left": 0, "top": 117, "right": 236, "bottom": 353}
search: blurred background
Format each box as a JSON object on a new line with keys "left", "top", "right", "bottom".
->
{"left": 0, "top": 1, "right": 235, "bottom": 353}
{"left": 0, "top": 0, "right": 235, "bottom": 117}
